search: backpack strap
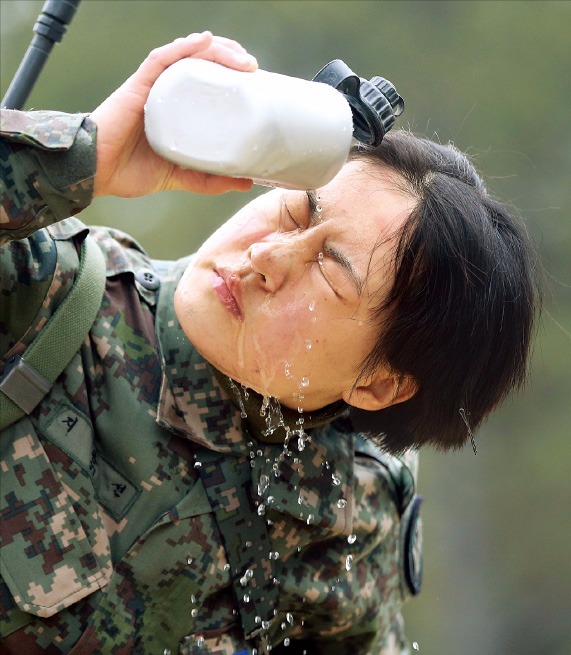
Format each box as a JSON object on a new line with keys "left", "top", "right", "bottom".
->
{"left": 0, "top": 234, "right": 106, "bottom": 431}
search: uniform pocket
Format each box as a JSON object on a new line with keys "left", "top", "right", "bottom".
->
{"left": 0, "top": 417, "right": 111, "bottom": 623}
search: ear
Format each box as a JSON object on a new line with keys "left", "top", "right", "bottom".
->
{"left": 342, "top": 371, "right": 417, "bottom": 412}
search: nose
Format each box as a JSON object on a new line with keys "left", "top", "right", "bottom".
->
{"left": 248, "top": 234, "right": 312, "bottom": 293}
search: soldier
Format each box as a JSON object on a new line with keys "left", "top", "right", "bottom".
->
{"left": 1, "top": 32, "right": 539, "bottom": 654}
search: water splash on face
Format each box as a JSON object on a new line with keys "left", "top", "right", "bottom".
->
{"left": 228, "top": 377, "right": 248, "bottom": 418}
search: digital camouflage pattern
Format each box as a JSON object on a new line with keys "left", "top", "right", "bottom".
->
{"left": 0, "top": 110, "right": 422, "bottom": 654}
{"left": 0, "top": 109, "right": 95, "bottom": 239}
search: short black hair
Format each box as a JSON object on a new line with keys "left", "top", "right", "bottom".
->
{"left": 349, "top": 131, "right": 541, "bottom": 453}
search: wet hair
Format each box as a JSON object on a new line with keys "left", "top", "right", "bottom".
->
{"left": 348, "top": 131, "right": 541, "bottom": 454}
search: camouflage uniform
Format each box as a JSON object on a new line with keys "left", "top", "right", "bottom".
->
{"left": 0, "top": 109, "right": 423, "bottom": 654}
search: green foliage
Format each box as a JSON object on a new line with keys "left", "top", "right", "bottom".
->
{"left": 2, "top": 2, "right": 570, "bottom": 653}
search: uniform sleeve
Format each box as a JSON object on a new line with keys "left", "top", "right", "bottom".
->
{"left": 0, "top": 109, "right": 96, "bottom": 244}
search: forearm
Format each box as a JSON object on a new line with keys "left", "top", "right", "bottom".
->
{"left": 0, "top": 109, "right": 96, "bottom": 244}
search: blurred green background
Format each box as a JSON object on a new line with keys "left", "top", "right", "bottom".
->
{"left": 2, "top": 1, "right": 569, "bottom": 653}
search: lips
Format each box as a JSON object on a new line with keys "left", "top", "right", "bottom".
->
{"left": 211, "top": 270, "right": 242, "bottom": 319}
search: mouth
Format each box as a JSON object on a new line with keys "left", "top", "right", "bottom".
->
{"left": 211, "top": 269, "right": 243, "bottom": 320}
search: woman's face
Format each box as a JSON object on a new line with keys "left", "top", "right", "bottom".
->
{"left": 175, "top": 160, "right": 415, "bottom": 411}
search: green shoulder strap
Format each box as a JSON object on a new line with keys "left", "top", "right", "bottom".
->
{"left": 0, "top": 235, "right": 106, "bottom": 431}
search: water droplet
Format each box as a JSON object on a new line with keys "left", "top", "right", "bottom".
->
{"left": 269, "top": 551, "right": 280, "bottom": 560}
{"left": 306, "top": 513, "right": 315, "bottom": 525}
{"left": 304, "top": 339, "right": 312, "bottom": 350}
{"left": 413, "top": 642, "right": 420, "bottom": 651}
{"left": 196, "top": 636, "right": 204, "bottom": 647}
{"left": 262, "top": 620, "right": 270, "bottom": 629}
{"left": 223, "top": 563, "right": 231, "bottom": 571}
{"left": 240, "top": 568, "right": 254, "bottom": 586}
{"left": 243, "top": 593, "right": 250, "bottom": 603}
{"left": 255, "top": 615, "right": 261, "bottom": 624}
{"left": 300, "top": 377, "right": 310, "bottom": 388}
{"left": 345, "top": 554, "right": 353, "bottom": 571}
{"left": 308, "top": 300, "right": 316, "bottom": 312}
{"left": 284, "top": 362, "right": 292, "bottom": 378}
{"left": 286, "top": 612, "right": 294, "bottom": 624}
{"left": 245, "top": 540, "right": 252, "bottom": 548}
{"left": 191, "top": 608, "right": 198, "bottom": 617}
{"left": 194, "top": 461, "right": 202, "bottom": 468}
{"left": 348, "top": 534, "right": 357, "bottom": 544}
{"left": 284, "top": 638, "right": 291, "bottom": 646}
{"left": 228, "top": 377, "right": 248, "bottom": 418}
{"left": 187, "top": 557, "right": 194, "bottom": 565}
{"left": 297, "top": 431, "right": 309, "bottom": 451}
{"left": 316, "top": 205, "right": 323, "bottom": 213}
{"left": 258, "top": 474, "right": 270, "bottom": 496}
{"left": 337, "top": 498, "right": 347, "bottom": 509}
{"left": 257, "top": 503, "right": 266, "bottom": 516}
{"left": 332, "top": 474, "right": 341, "bottom": 486}
{"left": 163, "top": 649, "right": 171, "bottom": 655}
{"left": 191, "top": 594, "right": 196, "bottom": 603}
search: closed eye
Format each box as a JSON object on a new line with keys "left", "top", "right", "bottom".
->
{"left": 307, "top": 190, "right": 364, "bottom": 296}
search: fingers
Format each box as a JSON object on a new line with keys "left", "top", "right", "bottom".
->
{"left": 173, "top": 168, "right": 254, "bottom": 195}
{"left": 192, "top": 35, "right": 258, "bottom": 72}
{"left": 203, "top": 175, "right": 254, "bottom": 195}
{"left": 135, "top": 31, "right": 213, "bottom": 88}
{"left": 136, "top": 32, "right": 257, "bottom": 90}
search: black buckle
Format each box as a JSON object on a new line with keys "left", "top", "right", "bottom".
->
{"left": 0, "top": 355, "right": 52, "bottom": 414}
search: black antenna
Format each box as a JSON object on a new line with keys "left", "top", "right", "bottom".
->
{"left": 1, "top": 0, "right": 81, "bottom": 110}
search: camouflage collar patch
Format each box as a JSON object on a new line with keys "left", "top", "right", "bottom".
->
{"left": 154, "top": 257, "right": 251, "bottom": 457}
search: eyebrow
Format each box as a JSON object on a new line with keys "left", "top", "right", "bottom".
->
{"left": 306, "top": 190, "right": 365, "bottom": 296}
